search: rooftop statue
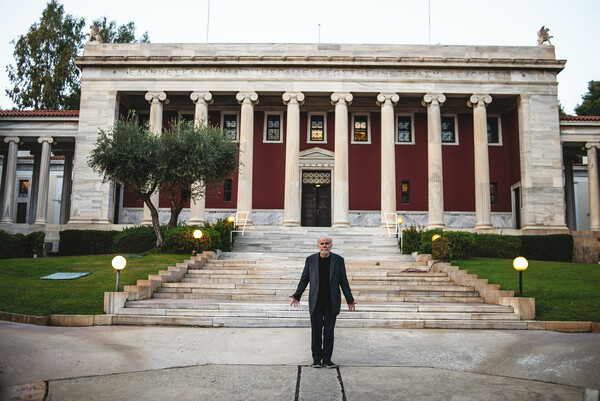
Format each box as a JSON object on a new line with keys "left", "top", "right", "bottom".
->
{"left": 537, "top": 26, "right": 553, "bottom": 46}
{"left": 87, "top": 23, "right": 103, "bottom": 43}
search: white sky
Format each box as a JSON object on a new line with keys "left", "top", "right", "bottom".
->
{"left": 1, "top": 0, "right": 599, "bottom": 114}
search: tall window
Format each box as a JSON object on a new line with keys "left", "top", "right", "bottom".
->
{"left": 352, "top": 114, "right": 369, "bottom": 143}
{"left": 441, "top": 116, "right": 457, "bottom": 143}
{"left": 222, "top": 113, "right": 238, "bottom": 141}
{"left": 264, "top": 113, "right": 282, "bottom": 142}
{"left": 487, "top": 116, "right": 500, "bottom": 144}
{"left": 18, "top": 179, "right": 29, "bottom": 197}
{"left": 396, "top": 115, "right": 413, "bottom": 143}
{"left": 223, "top": 179, "right": 232, "bottom": 202}
{"left": 308, "top": 113, "right": 326, "bottom": 143}
{"left": 490, "top": 182, "right": 498, "bottom": 205}
{"left": 401, "top": 181, "right": 410, "bottom": 204}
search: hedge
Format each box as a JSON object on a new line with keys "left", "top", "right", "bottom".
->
{"left": 59, "top": 230, "right": 119, "bottom": 256}
{"left": 0, "top": 230, "right": 45, "bottom": 259}
{"left": 520, "top": 234, "right": 573, "bottom": 262}
{"left": 399, "top": 226, "right": 573, "bottom": 262}
{"left": 163, "top": 225, "right": 216, "bottom": 254}
{"left": 112, "top": 225, "right": 157, "bottom": 253}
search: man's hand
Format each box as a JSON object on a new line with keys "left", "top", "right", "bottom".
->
{"left": 348, "top": 302, "right": 356, "bottom": 311}
{"left": 289, "top": 296, "right": 300, "bottom": 307}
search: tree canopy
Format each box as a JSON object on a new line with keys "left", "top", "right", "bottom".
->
{"left": 88, "top": 116, "right": 239, "bottom": 247}
{"left": 5, "top": 0, "right": 149, "bottom": 110}
{"left": 575, "top": 81, "right": 600, "bottom": 116}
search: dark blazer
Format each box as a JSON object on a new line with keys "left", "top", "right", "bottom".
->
{"left": 292, "top": 252, "right": 355, "bottom": 315}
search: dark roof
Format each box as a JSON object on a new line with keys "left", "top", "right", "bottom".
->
{"left": 0, "top": 110, "right": 79, "bottom": 117}
{"left": 560, "top": 115, "right": 600, "bottom": 121}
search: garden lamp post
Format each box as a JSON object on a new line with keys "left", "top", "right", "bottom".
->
{"left": 513, "top": 256, "right": 528, "bottom": 296}
{"left": 112, "top": 255, "right": 127, "bottom": 292}
{"left": 397, "top": 217, "right": 404, "bottom": 253}
{"left": 193, "top": 229, "right": 203, "bottom": 254}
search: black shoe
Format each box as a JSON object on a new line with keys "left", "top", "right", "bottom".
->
{"left": 312, "top": 361, "right": 322, "bottom": 368}
{"left": 323, "top": 360, "right": 337, "bottom": 368}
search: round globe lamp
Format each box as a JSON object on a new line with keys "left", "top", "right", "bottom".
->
{"left": 227, "top": 215, "right": 235, "bottom": 223}
{"left": 111, "top": 255, "right": 127, "bottom": 292}
{"left": 432, "top": 234, "right": 441, "bottom": 242}
{"left": 193, "top": 229, "right": 203, "bottom": 254}
{"left": 513, "top": 256, "right": 528, "bottom": 296}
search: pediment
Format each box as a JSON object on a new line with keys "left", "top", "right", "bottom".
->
{"left": 299, "top": 147, "right": 334, "bottom": 160}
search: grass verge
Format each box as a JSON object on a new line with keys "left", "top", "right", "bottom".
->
{"left": 0, "top": 253, "right": 189, "bottom": 316}
{"left": 453, "top": 258, "right": 600, "bottom": 322}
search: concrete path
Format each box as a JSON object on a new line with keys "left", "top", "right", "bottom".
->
{"left": 0, "top": 321, "right": 598, "bottom": 400}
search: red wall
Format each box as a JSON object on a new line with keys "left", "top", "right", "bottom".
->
{"left": 205, "top": 110, "right": 238, "bottom": 208}
{"left": 396, "top": 113, "right": 428, "bottom": 211}
{"left": 443, "top": 114, "right": 475, "bottom": 211}
{"left": 252, "top": 111, "right": 286, "bottom": 209}
{"left": 349, "top": 113, "right": 380, "bottom": 210}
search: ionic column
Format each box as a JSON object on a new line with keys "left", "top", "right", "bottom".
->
{"left": 282, "top": 92, "right": 305, "bottom": 227}
{"left": 27, "top": 151, "right": 41, "bottom": 223}
{"left": 586, "top": 143, "right": 600, "bottom": 231}
{"left": 34, "top": 136, "right": 53, "bottom": 224}
{"left": 563, "top": 156, "right": 576, "bottom": 230}
{"left": 331, "top": 92, "right": 353, "bottom": 228}
{"left": 142, "top": 91, "right": 168, "bottom": 225}
{"left": 422, "top": 93, "right": 446, "bottom": 229}
{"left": 468, "top": 94, "right": 493, "bottom": 230}
{"left": 188, "top": 91, "right": 213, "bottom": 225}
{"left": 377, "top": 93, "right": 399, "bottom": 226}
{"left": 236, "top": 91, "right": 259, "bottom": 224}
{"left": 59, "top": 151, "right": 74, "bottom": 224}
{"left": 1, "top": 137, "right": 19, "bottom": 223}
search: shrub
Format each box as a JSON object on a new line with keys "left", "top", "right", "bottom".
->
{"left": 113, "top": 225, "right": 158, "bottom": 253}
{"left": 59, "top": 230, "right": 119, "bottom": 256}
{"left": 163, "top": 226, "right": 215, "bottom": 254}
{"left": 27, "top": 231, "right": 45, "bottom": 257}
{"left": 444, "top": 231, "right": 475, "bottom": 260}
{"left": 401, "top": 224, "right": 423, "bottom": 254}
{"left": 473, "top": 234, "right": 521, "bottom": 259}
{"left": 432, "top": 237, "right": 451, "bottom": 261}
{"left": 210, "top": 218, "right": 235, "bottom": 251}
{"left": 520, "top": 234, "right": 573, "bottom": 262}
{"left": 419, "top": 229, "right": 445, "bottom": 255}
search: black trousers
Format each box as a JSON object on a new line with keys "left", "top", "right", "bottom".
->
{"left": 310, "top": 303, "right": 337, "bottom": 363}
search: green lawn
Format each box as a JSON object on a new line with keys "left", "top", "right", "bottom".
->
{"left": 453, "top": 258, "right": 600, "bottom": 322}
{"left": 0, "top": 253, "right": 189, "bottom": 316}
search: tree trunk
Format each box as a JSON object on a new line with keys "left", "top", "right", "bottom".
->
{"left": 143, "top": 197, "right": 164, "bottom": 248}
{"left": 166, "top": 185, "right": 192, "bottom": 230}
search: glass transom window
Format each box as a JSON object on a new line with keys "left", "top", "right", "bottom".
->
{"left": 310, "top": 114, "right": 325, "bottom": 142}
{"left": 223, "top": 114, "right": 238, "bottom": 141}
{"left": 353, "top": 115, "right": 369, "bottom": 142}
{"left": 397, "top": 116, "right": 412, "bottom": 143}
{"left": 265, "top": 114, "right": 281, "bottom": 142}
{"left": 487, "top": 117, "right": 500, "bottom": 144}
{"left": 441, "top": 116, "right": 456, "bottom": 143}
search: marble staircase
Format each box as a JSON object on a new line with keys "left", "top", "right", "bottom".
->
{"left": 113, "top": 227, "right": 530, "bottom": 329}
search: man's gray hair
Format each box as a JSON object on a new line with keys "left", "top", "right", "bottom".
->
{"left": 317, "top": 235, "right": 333, "bottom": 245}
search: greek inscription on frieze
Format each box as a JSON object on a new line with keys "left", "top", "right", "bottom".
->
{"left": 126, "top": 67, "right": 512, "bottom": 81}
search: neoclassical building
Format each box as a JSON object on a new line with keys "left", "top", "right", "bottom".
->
{"left": 1, "top": 42, "right": 599, "bottom": 252}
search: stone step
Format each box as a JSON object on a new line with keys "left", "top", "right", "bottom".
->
{"left": 111, "top": 314, "right": 529, "bottom": 330}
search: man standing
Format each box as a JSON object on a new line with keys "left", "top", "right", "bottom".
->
{"left": 290, "top": 235, "right": 356, "bottom": 368}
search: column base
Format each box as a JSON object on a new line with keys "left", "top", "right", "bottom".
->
{"left": 427, "top": 222, "right": 446, "bottom": 229}
{"left": 282, "top": 220, "right": 301, "bottom": 227}
{"left": 332, "top": 221, "right": 350, "bottom": 228}
{"left": 474, "top": 223, "right": 493, "bottom": 230}
{"left": 188, "top": 218, "right": 206, "bottom": 226}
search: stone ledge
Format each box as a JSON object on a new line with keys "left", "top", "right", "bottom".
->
{"left": 49, "top": 314, "right": 94, "bottom": 327}
{"left": 545, "top": 321, "right": 596, "bottom": 333}
{"left": 0, "top": 311, "right": 49, "bottom": 326}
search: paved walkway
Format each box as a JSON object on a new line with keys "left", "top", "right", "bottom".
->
{"left": 0, "top": 321, "right": 598, "bottom": 400}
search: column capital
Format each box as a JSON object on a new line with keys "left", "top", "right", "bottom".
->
{"left": 145, "top": 91, "right": 169, "bottom": 104}
{"left": 236, "top": 91, "right": 259, "bottom": 105}
{"left": 282, "top": 92, "right": 305, "bottom": 105}
{"left": 38, "top": 136, "right": 54, "bottom": 144}
{"left": 190, "top": 91, "right": 213, "bottom": 105}
{"left": 468, "top": 94, "right": 493, "bottom": 108}
{"left": 331, "top": 92, "right": 353, "bottom": 106}
{"left": 585, "top": 142, "right": 600, "bottom": 149}
{"left": 422, "top": 93, "right": 446, "bottom": 107}
{"left": 376, "top": 93, "right": 399, "bottom": 107}
{"left": 3, "top": 136, "right": 20, "bottom": 144}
